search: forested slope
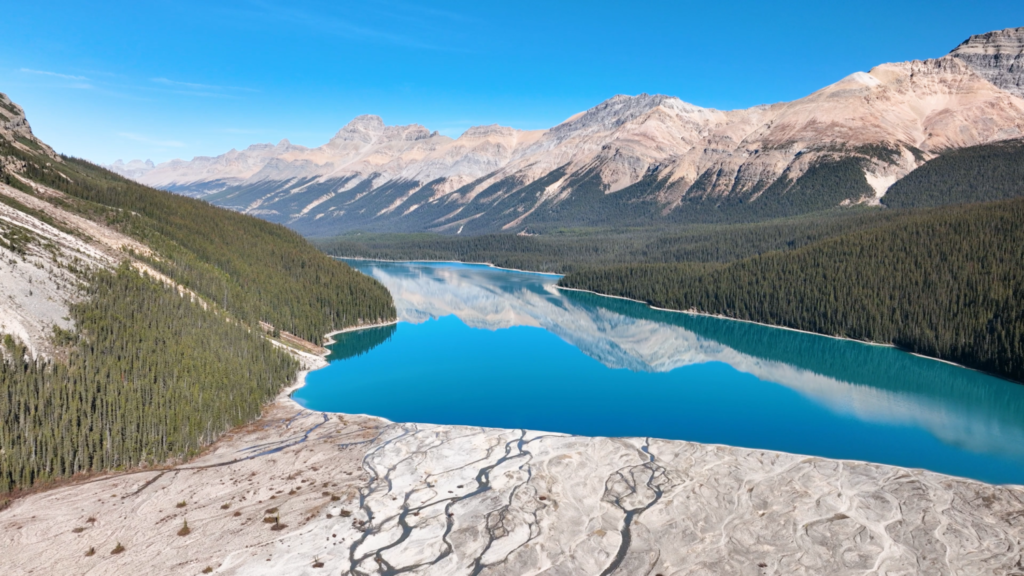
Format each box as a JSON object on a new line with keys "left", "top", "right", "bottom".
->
{"left": 1, "top": 266, "right": 297, "bottom": 493}
{"left": 1, "top": 139, "right": 395, "bottom": 343}
{"left": 883, "top": 139, "right": 1024, "bottom": 209}
{"left": 559, "top": 198, "right": 1024, "bottom": 383}
{"left": 316, "top": 209, "right": 894, "bottom": 274}
{"left": 0, "top": 107, "right": 396, "bottom": 496}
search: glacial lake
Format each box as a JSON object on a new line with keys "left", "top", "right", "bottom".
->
{"left": 293, "top": 260, "right": 1024, "bottom": 485}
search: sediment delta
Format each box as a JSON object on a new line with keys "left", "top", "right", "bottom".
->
{"left": 2, "top": 361, "right": 1021, "bottom": 575}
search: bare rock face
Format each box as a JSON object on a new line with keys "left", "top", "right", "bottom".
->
{"left": 0, "top": 92, "right": 59, "bottom": 159}
{"left": 951, "top": 27, "right": 1024, "bottom": 98}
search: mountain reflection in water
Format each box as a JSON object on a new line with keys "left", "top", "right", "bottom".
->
{"left": 301, "top": 260, "right": 1024, "bottom": 485}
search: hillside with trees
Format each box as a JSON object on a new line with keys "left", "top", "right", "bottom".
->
{"left": 558, "top": 198, "right": 1024, "bottom": 383}
{"left": 316, "top": 209, "right": 898, "bottom": 274}
{"left": 0, "top": 266, "right": 297, "bottom": 493}
{"left": 1, "top": 138, "right": 395, "bottom": 344}
{"left": 0, "top": 115, "right": 396, "bottom": 495}
{"left": 883, "top": 139, "right": 1024, "bottom": 209}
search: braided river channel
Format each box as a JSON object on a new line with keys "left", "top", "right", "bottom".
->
{"left": 292, "top": 260, "right": 1024, "bottom": 485}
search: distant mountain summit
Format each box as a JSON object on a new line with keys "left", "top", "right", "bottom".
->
{"left": 107, "top": 27, "right": 1024, "bottom": 235}
{"left": 107, "top": 159, "right": 155, "bottom": 180}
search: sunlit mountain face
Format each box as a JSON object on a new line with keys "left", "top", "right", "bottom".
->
{"left": 295, "top": 260, "right": 1024, "bottom": 484}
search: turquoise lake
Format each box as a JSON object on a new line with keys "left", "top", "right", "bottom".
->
{"left": 293, "top": 260, "right": 1024, "bottom": 485}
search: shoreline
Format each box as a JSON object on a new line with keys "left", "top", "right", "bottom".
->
{"left": 335, "top": 255, "right": 564, "bottom": 277}
{"left": 552, "top": 285, "right": 994, "bottom": 375}
{"left": 5, "top": 303, "right": 1022, "bottom": 574}
{"left": 275, "top": 354, "right": 1015, "bottom": 488}
{"left": 321, "top": 319, "right": 400, "bottom": 348}
{"left": 554, "top": 285, "right": 895, "bottom": 347}
{"left": 338, "top": 255, "right": 995, "bottom": 381}
{"left": 282, "top": 318, "right": 401, "bottom": 411}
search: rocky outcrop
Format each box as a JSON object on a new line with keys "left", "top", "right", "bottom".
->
{"left": 0, "top": 92, "right": 59, "bottom": 160}
{"left": 116, "top": 28, "right": 1024, "bottom": 235}
{"left": 951, "top": 26, "right": 1024, "bottom": 97}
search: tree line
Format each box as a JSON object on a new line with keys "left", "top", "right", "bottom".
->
{"left": 559, "top": 198, "right": 1024, "bottom": 383}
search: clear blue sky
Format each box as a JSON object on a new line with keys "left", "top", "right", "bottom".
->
{"left": 1, "top": 0, "right": 1021, "bottom": 164}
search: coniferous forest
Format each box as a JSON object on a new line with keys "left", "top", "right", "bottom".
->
{"left": 0, "top": 266, "right": 298, "bottom": 493}
{"left": 558, "top": 198, "right": 1024, "bottom": 383}
{"left": 0, "top": 137, "right": 396, "bottom": 495}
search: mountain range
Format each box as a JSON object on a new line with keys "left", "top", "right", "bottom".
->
{"left": 107, "top": 27, "right": 1024, "bottom": 236}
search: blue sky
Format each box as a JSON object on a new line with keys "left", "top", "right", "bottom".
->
{"left": 1, "top": 0, "right": 1021, "bottom": 164}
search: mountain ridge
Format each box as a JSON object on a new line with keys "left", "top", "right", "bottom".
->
{"left": 107, "top": 26, "right": 1024, "bottom": 235}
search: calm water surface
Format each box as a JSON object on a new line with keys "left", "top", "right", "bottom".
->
{"left": 293, "top": 261, "right": 1024, "bottom": 485}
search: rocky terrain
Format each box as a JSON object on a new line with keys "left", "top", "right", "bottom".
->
{"left": 3, "top": 368, "right": 1022, "bottom": 575}
{"left": 0, "top": 95, "right": 163, "bottom": 357}
{"left": 108, "top": 27, "right": 1024, "bottom": 235}
{"left": 0, "top": 92, "right": 58, "bottom": 161}
{"left": 0, "top": 180, "right": 123, "bottom": 357}
{"left": 951, "top": 26, "right": 1024, "bottom": 97}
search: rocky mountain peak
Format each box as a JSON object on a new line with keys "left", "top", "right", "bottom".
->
{"left": 459, "top": 124, "right": 520, "bottom": 140}
{"left": 380, "top": 123, "right": 433, "bottom": 143}
{"left": 550, "top": 93, "right": 695, "bottom": 139}
{"left": 949, "top": 26, "right": 1024, "bottom": 97}
{"left": 97, "top": 26, "right": 1024, "bottom": 235}
{"left": 952, "top": 26, "right": 1024, "bottom": 54}
{"left": 328, "top": 114, "right": 386, "bottom": 144}
{"left": 243, "top": 143, "right": 277, "bottom": 152}
{"left": 328, "top": 115, "right": 433, "bottom": 146}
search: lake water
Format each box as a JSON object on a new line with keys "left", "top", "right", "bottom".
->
{"left": 293, "top": 260, "right": 1024, "bottom": 485}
